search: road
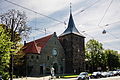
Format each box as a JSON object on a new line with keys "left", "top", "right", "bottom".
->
{"left": 90, "top": 76, "right": 120, "bottom": 80}
{"left": 13, "top": 76, "right": 120, "bottom": 80}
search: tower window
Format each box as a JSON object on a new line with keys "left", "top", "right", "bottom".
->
{"left": 55, "top": 41, "right": 56, "bottom": 44}
{"left": 31, "top": 55, "right": 34, "bottom": 59}
{"left": 36, "top": 56, "right": 39, "bottom": 59}
{"left": 47, "top": 56, "right": 49, "bottom": 60}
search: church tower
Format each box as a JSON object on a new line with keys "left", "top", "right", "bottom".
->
{"left": 59, "top": 5, "right": 85, "bottom": 74}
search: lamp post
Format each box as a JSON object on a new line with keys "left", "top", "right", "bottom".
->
{"left": 62, "top": 58, "right": 65, "bottom": 75}
{"left": 10, "top": 24, "right": 14, "bottom": 80}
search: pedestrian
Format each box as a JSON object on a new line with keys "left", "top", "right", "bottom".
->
{"left": 51, "top": 67, "right": 55, "bottom": 78}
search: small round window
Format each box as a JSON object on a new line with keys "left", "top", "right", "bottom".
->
{"left": 52, "top": 48, "right": 58, "bottom": 56}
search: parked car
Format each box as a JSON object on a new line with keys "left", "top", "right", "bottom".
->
{"left": 107, "top": 71, "right": 114, "bottom": 77}
{"left": 116, "top": 69, "right": 120, "bottom": 75}
{"left": 77, "top": 72, "right": 89, "bottom": 80}
{"left": 113, "top": 71, "right": 119, "bottom": 76}
{"left": 0, "top": 75, "right": 2, "bottom": 80}
{"left": 90, "top": 71, "right": 102, "bottom": 78}
{"left": 101, "top": 72, "right": 108, "bottom": 77}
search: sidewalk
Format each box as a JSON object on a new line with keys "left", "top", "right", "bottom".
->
{"left": 13, "top": 76, "right": 77, "bottom": 80}
{"left": 13, "top": 76, "right": 51, "bottom": 80}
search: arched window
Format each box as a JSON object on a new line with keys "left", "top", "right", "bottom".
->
{"left": 36, "top": 55, "right": 39, "bottom": 59}
{"left": 47, "top": 56, "right": 49, "bottom": 60}
{"left": 31, "top": 55, "right": 34, "bottom": 59}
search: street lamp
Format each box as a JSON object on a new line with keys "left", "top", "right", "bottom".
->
{"left": 62, "top": 58, "right": 65, "bottom": 75}
{"left": 10, "top": 25, "right": 15, "bottom": 80}
{"left": 102, "top": 30, "right": 106, "bottom": 34}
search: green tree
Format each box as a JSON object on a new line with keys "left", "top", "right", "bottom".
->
{"left": 0, "top": 24, "right": 13, "bottom": 80}
{"left": 104, "top": 49, "right": 120, "bottom": 70}
{"left": 13, "top": 45, "right": 26, "bottom": 77}
{"left": 0, "top": 9, "right": 31, "bottom": 80}
{"left": 86, "top": 39, "right": 105, "bottom": 72}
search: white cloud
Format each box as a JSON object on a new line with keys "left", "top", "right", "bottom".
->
{"left": 0, "top": 0, "right": 120, "bottom": 52}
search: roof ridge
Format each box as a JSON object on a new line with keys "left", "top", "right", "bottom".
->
{"left": 27, "top": 34, "right": 52, "bottom": 44}
{"left": 36, "top": 34, "right": 52, "bottom": 40}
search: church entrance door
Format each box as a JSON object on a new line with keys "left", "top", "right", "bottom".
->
{"left": 53, "top": 63, "right": 58, "bottom": 74}
{"left": 40, "top": 66, "right": 43, "bottom": 74}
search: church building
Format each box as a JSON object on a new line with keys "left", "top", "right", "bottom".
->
{"left": 22, "top": 11, "right": 85, "bottom": 76}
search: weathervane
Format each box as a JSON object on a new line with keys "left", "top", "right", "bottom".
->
{"left": 70, "top": 2, "right": 72, "bottom": 14}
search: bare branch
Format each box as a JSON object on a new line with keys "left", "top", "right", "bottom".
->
{"left": 0, "top": 9, "right": 30, "bottom": 39}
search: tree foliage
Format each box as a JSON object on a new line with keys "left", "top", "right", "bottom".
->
{"left": 104, "top": 49, "right": 120, "bottom": 70}
{"left": 0, "top": 9, "right": 31, "bottom": 79}
{"left": 86, "top": 39, "right": 104, "bottom": 72}
{"left": 0, "top": 9, "right": 31, "bottom": 41}
{"left": 85, "top": 39, "right": 120, "bottom": 72}
{"left": 0, "top": 24, "right": 13, "bottom": 80}
{"left": 13, "top": 46, "right": 26, "bottom": 77}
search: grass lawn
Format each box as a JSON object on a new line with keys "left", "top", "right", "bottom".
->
{"left": 59, "top": 73, "right": 92, "bottom": 78}
{"left": 63, "top": 75, "right": 78, "bottom": 78}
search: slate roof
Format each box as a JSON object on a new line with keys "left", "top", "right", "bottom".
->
{"left": 23, "top": 34, "right": 52, "bottom": 54}
{"left": 60, "top": 13, "right": 84, "bottom": 37}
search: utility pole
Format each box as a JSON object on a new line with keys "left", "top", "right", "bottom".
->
{"left": 10, "top": 54, "right": 13, "bottom": 80}
{"left": 10, "top": 19, "right": 15, "bottom": 80}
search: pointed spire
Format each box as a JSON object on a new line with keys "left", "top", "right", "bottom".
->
{"left": 60, "top": 4, "right": 84, "bottom": 37}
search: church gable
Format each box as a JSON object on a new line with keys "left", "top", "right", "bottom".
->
{"left": 42, "top": 32, "right": 64, "bottom": 57}
{"left": 23, "top": 32, "right": 65, "bottom": 76}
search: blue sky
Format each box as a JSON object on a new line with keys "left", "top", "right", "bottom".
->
{"left": 0, "top": 0, "right": 120, "bottom": 53}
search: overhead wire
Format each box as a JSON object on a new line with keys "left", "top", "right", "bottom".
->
{"left": 62, "top": 0, "right": 100, "bottom": 25}
{"left": 98, "top": 0, "right": 113, "bottom": 26}
{"left": 3, "top": 0, "right": 66, "bottom": 39}
{"left": 80, "top": 19, "right": 120, "bottom": 32}
{"left": 2, "top": 0, "right": 120, "bottom": 46}
{"left": 94, "top": 0, "right": 120, "bottom": 40}
{"left": 27, "top": 0, "right": 102, "bottom": 36}
{"left": 0, "top": 0, "right": 6, "bottom": 13}
{"left": 3, "top": 0, "right": 65, "bottom": 24}
{"left": 107, "top": 31, "right": 119, "bottom": 39}
{"left": 102, "top": 20, "right": 120, "bottom": 27}
{"left": 81, "top": 31, "right": 120, "bottom": 52}
{"left": 74, "top": 0, "right": 100, "bottom": 16}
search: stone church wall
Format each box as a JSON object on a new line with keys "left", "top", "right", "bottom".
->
{"left": 26, "top": 34, "right": 65, "bottom": 76}
{"left": 59, "top": 33, "right": 85, "bottom": 74}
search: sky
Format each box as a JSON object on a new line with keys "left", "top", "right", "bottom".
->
{"left": 0, "top": 0, "right": 120, "bottom": 53}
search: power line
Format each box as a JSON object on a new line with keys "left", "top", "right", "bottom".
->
{"left": 3, "top": 0, "right": 65, "bottom": 24}
{"left": 106, "top": 31, "right": 119, "bottom": 39}
{"left": 74, "top": 0, "right": 100, "bottom": 16}
{"left": 63, "top": 0, "right": 100, "bottom": 23}
{"left": 94, "top": 0, "right": 120, "bottom": 40}
{"left": 80, "top": 19, "right": 120, "bottom": 32}
{"left": 81, "top": 31, "right": 120, "bottom": 52}
{"left": 102, "top": 20, "right": 120, "bottom": 27}
{"left": 0, "top": 0, "right": 6, "bottom": 13}
{"left": 98, "top": 0, "right": 113, "bottom": 26}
